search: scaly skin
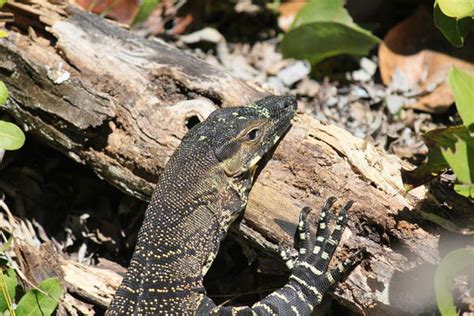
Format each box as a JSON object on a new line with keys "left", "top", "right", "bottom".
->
{"left": 107, "top": 96, "right": 361, "bottom": 315}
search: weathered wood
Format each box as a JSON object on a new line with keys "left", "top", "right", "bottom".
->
{"left": 0, "top": 2, "right": 443, "bottom": 314}
{"left": 61, "top": 258, "right": 122, "bottom": 308}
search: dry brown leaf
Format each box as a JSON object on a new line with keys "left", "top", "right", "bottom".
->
{"left": 379, "top": 6, "right": 474, "bottom": 113}
{"left": 278, "top": 0, "right": 307, "bottom": 32}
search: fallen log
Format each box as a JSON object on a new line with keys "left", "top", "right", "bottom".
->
{"left": 0, "top": 2, "right": 443, "bottom": 314}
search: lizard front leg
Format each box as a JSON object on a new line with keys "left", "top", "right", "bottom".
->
{"left": 275, "top": 198, "right": 363, "bottom": 313}
{"left": 198, "top": 197, "right": 363, "bottom": 315}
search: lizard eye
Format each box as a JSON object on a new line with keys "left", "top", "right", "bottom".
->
{"left": 245, "top": 128, "right": 261, "bottom": 142}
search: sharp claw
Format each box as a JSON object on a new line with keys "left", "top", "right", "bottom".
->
{"left": 324, "top": 197, "right": 337, "bottom": 209}
{"left": 354, "top": 247, "right": 368, "bottom": 261}
{"left": 342, "top": 200, "right": 354, "bottom": 211}
{"left": 299, "top": 207, "right": 311, "bottom": 220}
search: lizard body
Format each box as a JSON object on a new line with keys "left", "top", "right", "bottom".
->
{"left": 107, "top": 96, "right": 360, "bottom": 315}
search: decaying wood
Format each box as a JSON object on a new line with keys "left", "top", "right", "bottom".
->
{"left": 60, "top": 258, "right": 122, "bottom": 308}
{"left": 0, "top": 1, "right": 446, "bottom": 314}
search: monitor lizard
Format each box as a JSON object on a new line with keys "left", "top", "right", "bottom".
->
{"left": 107, "top": 95, "right": 362, "bottom": 315}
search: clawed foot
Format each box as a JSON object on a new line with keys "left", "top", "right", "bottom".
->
{"left": 279, "top": 197, "right": 364, "bottom": 304}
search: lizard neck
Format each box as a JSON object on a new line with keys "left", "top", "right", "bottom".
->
{"left": 111, "top": 146, "right": 244, "bottom": 313}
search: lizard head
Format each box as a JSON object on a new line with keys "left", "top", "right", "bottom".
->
{"left": 208, "top": 95, "right": 297, "bottom": 178}
{"left": 185, "top": 95, "right": 296, "bottom": 176}
{"left": 177, "top": 94, "right": 297, "bottom": 177}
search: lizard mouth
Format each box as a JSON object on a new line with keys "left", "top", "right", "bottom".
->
{"left": 248, "top": 163, "right": 258, "bottom": 179}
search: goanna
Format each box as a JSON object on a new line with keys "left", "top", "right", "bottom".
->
{"left": 107, "top": 96, "right": 362, "bottom": 315}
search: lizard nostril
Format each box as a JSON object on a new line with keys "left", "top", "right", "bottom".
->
{"left": 283, "top": 96, "right": 297, "bottom": 111}
{"left": 285, "top": 101, "right": 296, "bottom": 111}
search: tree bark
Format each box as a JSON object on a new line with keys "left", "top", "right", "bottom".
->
{"left": 0, "top": 2, "right": 443, "bottom": 314}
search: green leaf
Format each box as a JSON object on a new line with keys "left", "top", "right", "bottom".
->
{"left": 436, "top": 0, "right": 474, "bottom": 19}
{"left": 291, "top": 0, "right": 354, "bottom": 29}
{"left": 435, "top": 248, "right": 474, "bottom": 316}
{"left": 0, "top": 81, "right": 8, "bottom": 105}
{"left": 402, "top": 125, "right": 474, "bottom": 187}
{"left": 15, "top": 277, "right": 61, "bottom": 316}
{"left": 434, "top": 4, "right": 473, "bottom": 47}
{"left": 282, "top": 22, "right": 380, "bottom": 65}
{"left": 0, "top": 30, "right": 7, "bottom": 38}
{"left": 448, "top": 67, "right": 474, "bottom": 130}
{"left": 0, "top": 0, "right": 7, "bottom": 9}
{"left": 133, "top": 0, "right": 160, "bottom": 25}
{"left": 440, "top": 128, "right": 474, "bottom": 184}
{"left": 282, "top": 0, "right": 380, "bottom": 65}
{"left": 0, "top": 121, "right": 25, "bottom": 151}
{"left": 454, "top": 183, "right": 474, "bottom": 197}
{"left": 401, "top": 129, "right": 450, "bottom": 188}
{"left": 0, "top": 269, "right": 18, "bottom": 313}
{"left": 434, "top": 126, "right": 474, "bottom": 184}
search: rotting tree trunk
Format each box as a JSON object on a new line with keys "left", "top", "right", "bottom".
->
{"left": 0, "top": 2, "right": 445, "bottom": 314}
